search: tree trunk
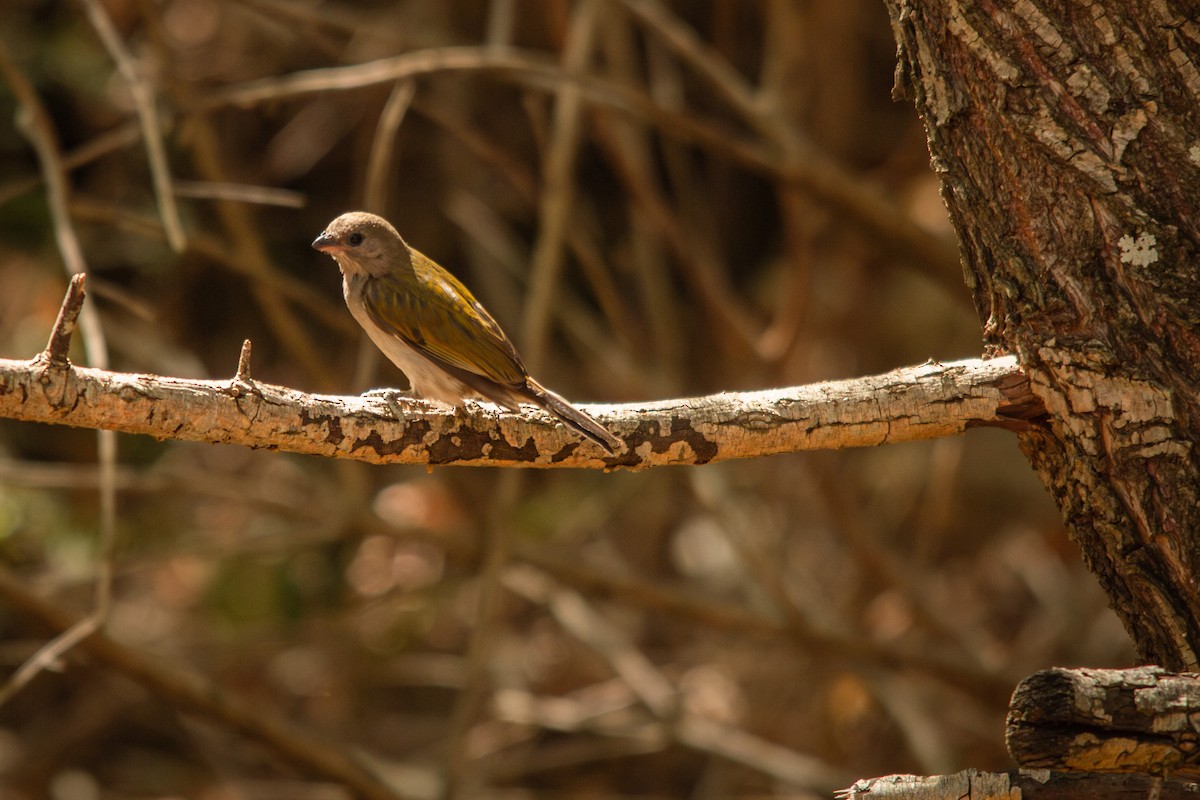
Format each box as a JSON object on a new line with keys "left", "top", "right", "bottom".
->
{"left": 885, "top": 1, "right": 1200, "bottom": 668}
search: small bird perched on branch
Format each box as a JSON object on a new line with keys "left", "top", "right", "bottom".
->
{"left": 313, "top": 211, "right": 621, "bottom": 454}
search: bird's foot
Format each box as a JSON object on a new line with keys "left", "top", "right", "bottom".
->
{"left": 362, "top": 388, "right": 413, "bottom": 421}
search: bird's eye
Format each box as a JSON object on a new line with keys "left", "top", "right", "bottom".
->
{"left": 347, "top": 232, "right": 364, "bottom": 247}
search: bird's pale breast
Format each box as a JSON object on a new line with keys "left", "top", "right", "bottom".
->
{"left": 344, "top": 274, "right": 474, "bottom": 405}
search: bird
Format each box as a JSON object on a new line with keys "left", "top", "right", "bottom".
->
{"left": 312, "top": 211, "right": 622, "bottom": 454}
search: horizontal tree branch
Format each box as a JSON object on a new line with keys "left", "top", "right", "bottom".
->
{"left": 0, "top": 273, "right": 1045, "bottom": 468}
{"left": 0, "top": 349, "right": 1041, "bottom": 468}
{"left": 839, "top": 768, "right": 1200, "bottom": 800}
{"left": 846, "top": 667, "right": 1200, "bottom": 798}
{"left": 1007, "top": 666, "right": 1200, "bottom": 779}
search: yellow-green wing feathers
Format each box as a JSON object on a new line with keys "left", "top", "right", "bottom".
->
{"left": 360, "top": 247, "right": 528, "bottom": 387}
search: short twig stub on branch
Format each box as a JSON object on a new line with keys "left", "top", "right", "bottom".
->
{"left": 41, "top": 273, "right": 87, "bottom": 366}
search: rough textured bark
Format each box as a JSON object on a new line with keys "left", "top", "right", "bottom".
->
{"left": 886, "top": 2, "right": 1200, "bottom": 668}
{"left": 0, "top": 351, "right": 1034, "bottom": 470}
{"left": 1007, "top": 667, "right": 1200, "bottom": 778}
{"left": 0, "top": 278, "right": 1042, "bottom": 470}
{"left": 840, "top": 768, "right": 1200, "bottom": 800}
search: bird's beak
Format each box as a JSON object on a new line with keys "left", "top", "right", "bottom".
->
{"left": 311, "top": 231, "right": 342, "bottom": 253}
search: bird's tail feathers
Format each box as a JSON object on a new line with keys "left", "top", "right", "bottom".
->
{"left": 526, "top": 379, "right": 622, "bottom": 455}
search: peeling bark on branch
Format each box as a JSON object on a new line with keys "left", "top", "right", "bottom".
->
{"left": 0, "top": 349, "right": 1034, "bottom": 469}
{"left": 1007, "top": 667, "right": 1200, "bottom": 779}
{"left": 0, "top": 278, "right": 1042, "bottom": 468}
{"left": 840, "top": 768, "right": 1200, "bottom": 800}
{"left": 886, "top": 1, "right": 1200, "bottom": 667}
{"left": 842, "top": 667, "right": 1200, "bottom": 798}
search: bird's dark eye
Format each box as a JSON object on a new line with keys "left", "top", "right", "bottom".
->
{"left": 347, "top": 232, "right": 364, "bottom": 247}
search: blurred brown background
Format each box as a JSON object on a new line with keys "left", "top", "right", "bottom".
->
{"left": 0, "top": 1, "right": 1133, "bottom": 798}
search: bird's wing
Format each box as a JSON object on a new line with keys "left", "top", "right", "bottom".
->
{"left": 360, "top": 249, "right": 528, "bottom": 388}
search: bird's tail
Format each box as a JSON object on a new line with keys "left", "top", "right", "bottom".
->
{"left": 526, "top": 379, "right": 622, "bottom": 455}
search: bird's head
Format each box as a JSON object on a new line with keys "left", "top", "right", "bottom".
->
{"left": 312, "top": 212, "right": 410, "bottom": 277}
